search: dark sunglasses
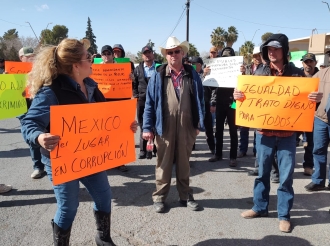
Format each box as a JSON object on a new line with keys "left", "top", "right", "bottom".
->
{"left": 102, "top": 52, "right": 112, "bottom": 56}
{"left": 167, "top": 50, "right": 181, "bottom": 55}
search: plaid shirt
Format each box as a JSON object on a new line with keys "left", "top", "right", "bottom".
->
{"left": 258, "top": 62, "right": 294, "bottom": 137}
{"left": 170, "top": 66, "right": 184, "bottom": 100}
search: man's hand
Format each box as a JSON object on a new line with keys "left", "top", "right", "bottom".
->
{"left": 240, "top": 65, "right": 246, "bottom": 74}
{"left": 308, "top": 92, "right": 323, "bottom": 103}
{"left": 37, "top": 133, "right": 61, "bottom": 151}
{"left": 210, "top": 105, "right": 216, "bottom": 113}
{"left": 130, "top": 120, "right": 138, "bottom": 133}
{"left": 203, "top": 66, "right": 211, "bottom": 77}
{"left": 233, "top": 88, "right": 244, "bottom": 101}
{"left": 142, "top": 132, "right": 154, "bottom": 141}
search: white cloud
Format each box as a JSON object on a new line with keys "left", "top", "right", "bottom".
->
{"left": 35, "top": 4, "right": 49, "bottom": 12}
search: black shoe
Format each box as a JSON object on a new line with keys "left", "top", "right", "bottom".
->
{"left": 248, "top": 170, "right": 258, "bottom": 176}
{"left": 209, "top": 155, "right": 222, "bottom": 162}
{"left": 138, "top": 151, "right": 146, "bottom": 159}
{"left": 305, "top": 182, "right": 325, "bottom": 192}
{"left": 179, "top": 195, "right": 199, "bottom": 211}
{"left": 153, "top": 202, "right": 165, "bottom": 213}
{"left": 210, "top": 149, "right": 215, "bottom": 155}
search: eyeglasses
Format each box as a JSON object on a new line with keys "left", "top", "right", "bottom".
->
{"left": 102, "top": 52, "right": 112, "bottom": 56}
{"left": 81, "top": 54, "right": 93, "bottom": 63}
{"left": 167, "top": 50, "right": 181, "bottom": 55}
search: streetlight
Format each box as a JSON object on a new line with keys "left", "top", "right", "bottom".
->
{"left": 45, "top": 22, "right": 52, "bottom": 30}
{"left": 239, "top": 31, "right": 246, "bottom": 42}
{"left": 26, "top": 21, "right": 39, "bottom": 42}
{"left": 251, "top": 29, "right": 260, "bottom": 43}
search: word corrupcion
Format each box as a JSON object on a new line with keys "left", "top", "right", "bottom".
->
{"left": 235, "top": 75, "right": 319, "bottom": 132}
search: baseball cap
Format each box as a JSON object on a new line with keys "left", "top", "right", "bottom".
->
{"left": 210, "top": 47, "right": 217, "bottom": 53}
{"left": 189, "top": 56, "right": 203, "bottom": 65}
{"left": 253, "top": 46, "right": 261, "bottom": 55}
{"left": 141, "top": 46, "right": 153, "bottom": 53}
{"left": 101, "top": 45, "right": 113, "bottom": 54}
{"left": 301, "top": 53, "right": 316, "bottom": 62}
{"left": 264, "top": 41, "right": 282, "bottom": 48}
{"left": 19, "top": 47, "right": 34, "bottom": 57}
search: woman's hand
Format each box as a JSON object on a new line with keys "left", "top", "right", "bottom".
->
{"left": 130, "top": 120, "right": 138, "bottom": 133}
{"left": 37, "top": 133, "right": 61, "bottom": 151}
{"left": 308, "top": 92, "right": 323, "bottom": 103}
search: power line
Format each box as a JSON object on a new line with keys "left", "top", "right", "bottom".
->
{"left": 0, "top": 18, "right": 29, "bottom": 27}
{"left": 192, "top": 2, "right": 329, "bottom": 31}
{"left": 160, "top": 6, "right": 187, "bottom": 46}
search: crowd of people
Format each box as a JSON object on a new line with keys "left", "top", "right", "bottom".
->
{"left": 0, "top": 32, "right": 330, "bottom": 244}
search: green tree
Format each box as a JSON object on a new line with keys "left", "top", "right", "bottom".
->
{"left": 210, "top": 27, "right": 226, "bottom": 51}
{"left": 239, "top": 41, "right": 254, "bottom": 64}
{"left": 188, "top": 43, "right": 200, "bottom": 57}
{"left": 135, "top": 39, "right": 165, "bottom": 63}
{"left": 261, "top": 32, "right": 273, "bottom": 43}
{"left": 85, "top": 17, "right": 98, "bottom": 54}
{"left": 3, "top": 29, "right": 19, "bottom": 40}
{"left": 225, "top": 26, "right": 239, "bottom": 47}
{"left": 40, "top": 25, "right": 68, "bottom": 45}
{"left": 0, "top": 29, "right": 21, "bottom": 61}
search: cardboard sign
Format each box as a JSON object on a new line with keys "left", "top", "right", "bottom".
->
{"left": 235, "top": 75, "right": 319, "bottom": 131}
{"left": 5, "top": 61, "right": 32, "bottom": 98}
{"left": 114, "top": 58, "right": 130, "bottom": 63}
{"left": 0, "top": 74, "right": 27, "bottom": 120}
{"left": 203, "top": 56, "right": 244, "bottom": 88}
{"left": 93, "top": 58, "right": 103, "bottom": 64}
{"left": 50, "top": 99, "right": 137, "bottom": 185}
{"left": 90, "top": 63, "right": 132, "bottom": 99}
{"left": 290, "top": 51, "right": 307, "bottom": 68}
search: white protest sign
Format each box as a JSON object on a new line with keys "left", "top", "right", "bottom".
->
{"left": 203, "top": 56, "right": 244, "bottom": 88}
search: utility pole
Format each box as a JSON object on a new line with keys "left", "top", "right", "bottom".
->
{"left": 26, "top": 21, "right": 39, "bottom": 42}
{"left": 186, "top": 0, "right": 190, "bottom": 51}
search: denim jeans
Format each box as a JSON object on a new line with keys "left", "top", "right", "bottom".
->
{"left": 252, "top": 132, "right": 296, "bottom": 220}
{"left": 29, "top": 144, "right": 44, "bottom": 170}
{"left": 44, "top": 160, "right": 112, "bottom": 230}
{"left": 312, "top": 117, "right": 330, "bottom": 186}
{"left": 239, "top": 127, "right": 249, "bottom": 153}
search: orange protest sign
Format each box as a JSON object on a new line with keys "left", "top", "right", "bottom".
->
{"left": 90, "top": 63, "right": 132, "bottom": 99}
{"left": 236, "top": 75, "right": 319, "bottom": 131}
{"left": 50, "top": 99, "right": 137, "bottom": 185}
{"left": 5, "top": 61, "right": 32, "bottom": 98}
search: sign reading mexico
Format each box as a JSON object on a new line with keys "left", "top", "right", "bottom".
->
{"left": 236, "top": 76, "right": 319, "bottom": 132}
{"left": 90, "top": 63, "right": 132, "bottom": 99}
{"left": 50, "top": 99, "right": 137, "bottom": 185}
{"left": 202, "top": 56, "right": 243, "bottom": 88}
{"left": 0, "top": 74, "right": 27, "bottom": 120}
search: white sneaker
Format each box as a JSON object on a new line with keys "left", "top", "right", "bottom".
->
{"left": 0, "top": 184, "right": 12, "bottom": 194}
{"left": 31, "top": 170, "right": 45, "bottom": 179}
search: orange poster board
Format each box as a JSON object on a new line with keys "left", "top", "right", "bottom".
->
{"left": 50, "top": 99, "right": 137, "bottom": 185}
{"left": 90, "top": 63, "right": 132, "bottom": 99}
{"left": 235, "top": 75, "right": 319, "bottom": 131}
{"left": 5, "top": 61, "right": 32, "bottom": 98}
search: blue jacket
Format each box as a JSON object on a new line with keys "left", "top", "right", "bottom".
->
{"left": 142, "top": 64, "right": 205, "bottom": 136}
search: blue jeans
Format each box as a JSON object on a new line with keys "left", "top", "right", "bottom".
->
{"left": 239, "top": 127, "right": 249, "bottom": 153}
{"left": 30, "top": 144, "right": 44, "bottom": 170}
{"left": 44, "top": 161, "right": 112, "bottom": 230}
{"left": 252, "top": 132, "right": 296, "bottom": 220}
{"left": 312, "top": 117, "right": 330, "bottom": 186}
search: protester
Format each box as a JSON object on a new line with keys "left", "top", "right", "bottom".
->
{"left": 305, "top": 50, "right": 330, "bottom": 191}
{"left": 235, "top": 33, "right": 322, "bottom": 233}
{"left": 133, "top": 45, "right": 157, "bottom": 159}
{"left": 0, "top": 58, "right": 5, "bottom": 74}
{"left": 208, "top": 47, "right": 238, "bottom": 167}
{"left": 113, "top": 44, "right": 135, "bottom": 72}
{"left": 142, "top": 36, "right": 205, "bottom": 213}
{"left": 20, "top": 38, "right": 138, "bottom": 245}
{"left": 191, "top": 56, "right": 215, "bottom": 154}
{"left": 100, "top": 45, "right": 114, "bottom": 64}
{"left": 0, "top": 184, "right": 12, "bottom": 194}
{"left": 238, "top": 46, "right": 262, "bottom": 158}
{"left": 300, "top": 53, "right": 319, "bottom": 176}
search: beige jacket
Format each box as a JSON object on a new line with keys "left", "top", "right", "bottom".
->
{"left": 314, "top": 67, "right": 330, "bottom": 123}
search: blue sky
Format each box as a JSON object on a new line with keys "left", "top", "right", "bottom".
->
{"left": 1, "top": 0, "right": 329, "bottom": 55}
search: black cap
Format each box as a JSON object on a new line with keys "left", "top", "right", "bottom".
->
{"left": 301, "top": 53, "right": 316, "bottom": 62}
{"left": 189, "top": 56, "right": 203, "bottom": 65}
{"left": 141, "top": 46, "right": 153, "bottom": 53}
{"left": 0, "top": 58, "right": 4, "bottom": 63}
{"left": 101, "top": 45, "right": 113, "bottom": 54}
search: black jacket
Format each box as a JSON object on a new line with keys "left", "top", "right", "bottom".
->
{"left": 133, "top": 62, "right": 151, "bottom": 100}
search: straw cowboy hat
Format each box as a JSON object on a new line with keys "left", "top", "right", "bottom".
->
{"left": 160, "top": 36, "right": 189, "bottom": 56}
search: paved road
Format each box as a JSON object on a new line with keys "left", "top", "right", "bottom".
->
{"left": 0, "top": 117, "right": 329, "bottom": 246}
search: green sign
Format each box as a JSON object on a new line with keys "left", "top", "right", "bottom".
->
{"left": 114, "top": 58, "right": 130, "bottom": 63}
{"left": 290, "top": 51, "right": 308, "bottom": 61}
{"left": 93, "top": 58, "right": 103, "bottom": 64}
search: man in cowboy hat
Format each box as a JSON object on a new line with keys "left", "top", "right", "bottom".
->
{"left": 142, "top": 36, "right": 205, "bottom": 213}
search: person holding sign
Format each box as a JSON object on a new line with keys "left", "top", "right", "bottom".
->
{"left": 142, "top": 36, "right": 205, "bottom": 213}
{"left": 235, "top": 33, "right": 322, "bottom": 233}
{"left": 20, "top": 38, "right": 137, "bottom": 245}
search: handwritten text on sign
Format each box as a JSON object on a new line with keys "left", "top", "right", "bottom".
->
{"left": 235, "top": 76, "right": 319, "bottom": 131}
{"left": 50, "top": 99, "right": 137, "bottom": 185}
{"left": 0, "top": 74, "right": 27, "bottom": 120}
{"left": 90, "top": 63, "right": 132, "bottom": 99}
{"left": 5, "top": 61, "right": 32, "bottom": 98}
{"left": 202, "top": 56, "right": 243, "bottom": 88}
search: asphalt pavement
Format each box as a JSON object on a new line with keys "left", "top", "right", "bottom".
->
{"left": 0, "top": 117, "right": 329, "bottom": 246}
